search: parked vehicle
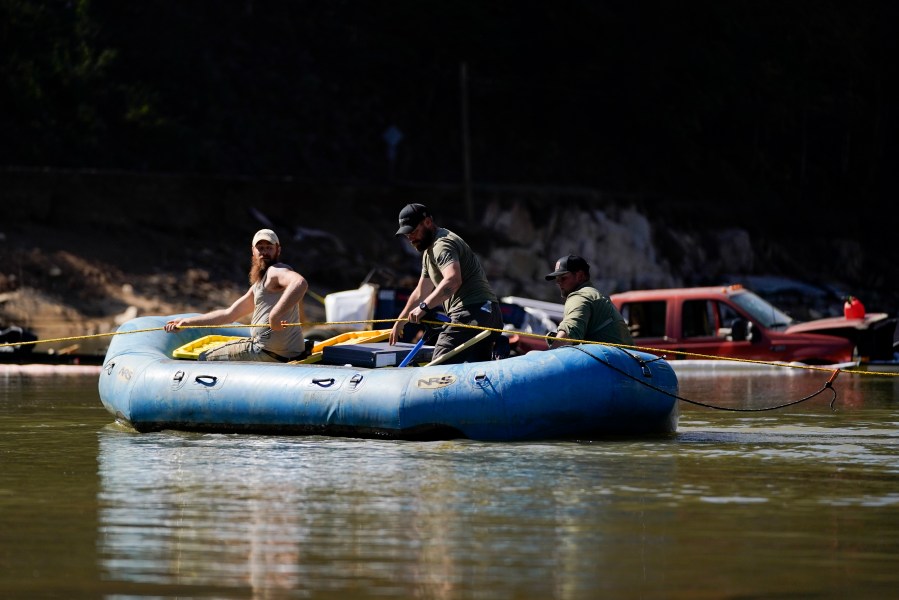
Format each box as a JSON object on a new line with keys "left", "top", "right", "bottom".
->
{"left": 782, "top": 300, "right": 897, "bottom": 363}
{"left": 499, "top": 296, "right": 564, "bottom": 354}
{"left": 0, "top": 323, "right": 103, "bottom": 365}
{"left": 609, "top": 285, "right": 858, "bottom": 365}
{"left": 0, "top": 324, "right": 36, "bottom": 355}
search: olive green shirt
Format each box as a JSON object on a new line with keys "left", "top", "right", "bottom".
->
{"left": 559, "top": 281, "right": 634, "bottom": 346}
{"left": 422, "top": 228, "right": 497, "bottom": 314}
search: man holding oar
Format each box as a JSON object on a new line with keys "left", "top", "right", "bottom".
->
{"left": 390, "top": 203, "right": 503, "bottom": 364}
{"left": 163, "top": 229, "right": 309, "bottom": 362}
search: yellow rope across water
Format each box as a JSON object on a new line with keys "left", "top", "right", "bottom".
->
{"left": 413, "top": 319, "right": 899, "bottom": 378}
{"left": 0, "top": 327, "right": 166, "bottom": 348}
{"left": 2, "top": 317, "right": 897, "bottom": 377}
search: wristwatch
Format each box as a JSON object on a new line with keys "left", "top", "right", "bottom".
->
{"left": 418, "top": 301, "right": 428, "bottom": 311}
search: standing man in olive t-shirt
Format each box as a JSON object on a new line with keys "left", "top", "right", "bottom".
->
{"left": 544, "top": 254, "right": 633, "bottom": 348}
{"left": 390, "top": 203, "right": 504, "bottom": 363}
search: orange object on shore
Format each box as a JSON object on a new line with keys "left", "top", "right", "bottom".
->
{"left": 843, "top": 296, "right": 866, "bottom": 319}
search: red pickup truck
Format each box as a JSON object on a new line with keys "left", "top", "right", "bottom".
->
{"left": 609, "top": 285, "right": 858, "bottom": 365}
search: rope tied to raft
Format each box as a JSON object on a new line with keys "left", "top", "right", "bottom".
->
{"left": 570, "top": 345, "right": 843, "bottom": 412}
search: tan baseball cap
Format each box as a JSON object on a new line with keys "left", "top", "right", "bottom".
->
{"left": 252, "top": 229, "right": 280, "bottom": 246}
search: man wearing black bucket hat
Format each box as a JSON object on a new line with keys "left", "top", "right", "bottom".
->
{"left": 390, "top": 203, "right": 504, "bottom": 363}
{"left": 544, "top": 254, "right": 633, "bottom": 348}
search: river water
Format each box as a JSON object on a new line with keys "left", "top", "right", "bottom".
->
{"left": 1, "top": 366, "right": 897, "bottom": 599}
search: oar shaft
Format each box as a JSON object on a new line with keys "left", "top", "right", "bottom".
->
{"left": 397, "top": 313, "right": 450, "bottom": 367}
{"left": 398, "top": 337, "right": 426, "bottom": 367}
{"left": 425, "top": 330, "right": 492, "bottom": 367}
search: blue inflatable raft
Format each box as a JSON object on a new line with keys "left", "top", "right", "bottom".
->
{"left": 98, "top": 315, "right": 679, "bottom": 441}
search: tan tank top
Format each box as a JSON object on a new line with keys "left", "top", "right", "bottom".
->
{"left": 251, "top": 270, "right": 304, "bottom": 357}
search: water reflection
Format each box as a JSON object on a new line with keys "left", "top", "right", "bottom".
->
{"left": 86, "top": 369, "right": 899, "bottom": 598}
{"left": 676, "top": 364, "right": 897, "bottom": 410}
{"left": 97, "top": 431, "right": 685, "bottom": 597}
{"left": 5, "top": 368, "right": 898, "bottom": 597}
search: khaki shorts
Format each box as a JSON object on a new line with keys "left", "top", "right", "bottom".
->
{"left": 200, "top": 338, "right": 282, "bottom": 362}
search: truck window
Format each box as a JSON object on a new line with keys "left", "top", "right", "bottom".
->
{"left": 620, "top": 301, "right": 666, "bottom": 338}
{"left": 682, "top": 300, "right": 715, "bottom": 338}
{"left": 715, "top": 302, "right": 743, "bottom": 338}
{"left": 730, "top": 290, "right": 793, "bottom": 328}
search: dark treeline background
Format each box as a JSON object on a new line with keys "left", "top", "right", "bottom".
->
{"left": 2, "top": 1, "right": 896, "bottom": 243}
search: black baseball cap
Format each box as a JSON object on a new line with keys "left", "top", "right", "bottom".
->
{"left": 395, "top": 203, "right": 431, "bottom": 236}
{"left": 545, "top": 255, "right": 589, "bottom": 280}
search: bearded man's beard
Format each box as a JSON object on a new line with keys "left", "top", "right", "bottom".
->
{"left": 411, "top": 226, "right": 436, "bottom": 253}
{"left": 249, "top": 254, "right": 276, "bottom": 285}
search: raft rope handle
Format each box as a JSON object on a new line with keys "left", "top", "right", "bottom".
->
{"left": 569, "top": 345, "right": 842, "bottom": 412}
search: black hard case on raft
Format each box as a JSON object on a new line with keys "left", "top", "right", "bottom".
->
{"left": 321, "top": 342, "right": 434, "bottom": 368}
